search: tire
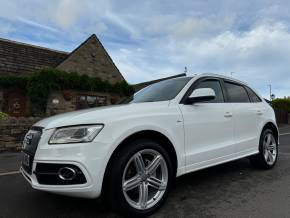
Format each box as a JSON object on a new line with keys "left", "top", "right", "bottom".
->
{"left": 103, "top": 139, "right": 174, "bottom": 217}
{"left": 250, "top": 129, "right": 278, "bottom": 169}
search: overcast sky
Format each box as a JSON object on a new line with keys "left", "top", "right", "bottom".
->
{"left": 0, "top": 0, "right": 290, "bottom": 98}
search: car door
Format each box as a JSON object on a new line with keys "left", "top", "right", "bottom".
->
{"left": 179, "top": 78, "right": 235, "bottom": 172}
{"left": 223, "top": 81, "right": 259, "bottom": 153}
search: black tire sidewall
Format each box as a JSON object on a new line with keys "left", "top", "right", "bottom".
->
{"left": 106, "top": 139, "right": 173, "bottom": 217}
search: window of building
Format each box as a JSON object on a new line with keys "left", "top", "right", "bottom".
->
{"left": 77, "top": 94, "right": 107, "bottom": 109}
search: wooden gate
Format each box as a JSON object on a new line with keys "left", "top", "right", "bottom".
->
{"left": 3, "top": 89, "right": 27, "bottom": 117}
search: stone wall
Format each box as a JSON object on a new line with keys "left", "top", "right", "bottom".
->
{"left": 0, "top": 117, "right": 41, "bottom": 151}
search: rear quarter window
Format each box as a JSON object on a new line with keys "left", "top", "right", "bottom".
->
{"left": 245, "top": 86, "right": 262, "bottom": 102}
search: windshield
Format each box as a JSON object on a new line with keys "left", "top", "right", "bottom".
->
{"left": 131, "top": 77, "right": 192, "bottom": 103}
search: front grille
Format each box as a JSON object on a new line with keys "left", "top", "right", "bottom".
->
{"left": 34, "top": 163, "right": 87, "bottom": 185}
{"left": 21, "top": 126, "right": 43, "bottom": 174}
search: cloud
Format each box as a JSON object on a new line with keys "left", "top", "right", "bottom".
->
{"left": 1, "top": 0, "right": 290, "bottom": 97}
{"left": 17, "top": 17, "right": 59, "bottom": 32}
{"left": 50, "top": 0, "right": 87, "bottom": 29}
{"left": 166, "top": 22, "right": 290, "bottom": 97}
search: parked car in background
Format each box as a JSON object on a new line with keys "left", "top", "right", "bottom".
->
{"left": 21, "top": 74, "right": 279, "bottom": 217}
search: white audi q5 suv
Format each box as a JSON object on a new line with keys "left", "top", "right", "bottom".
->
{"left": 21, "top": 74, "right": 278, "bottom": 217}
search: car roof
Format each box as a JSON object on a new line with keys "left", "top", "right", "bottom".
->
{"left": 187, "top": 73, "right": 248, "bottom": 86}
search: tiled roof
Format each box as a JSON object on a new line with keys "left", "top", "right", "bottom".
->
{"left": 0, "top": 38, "right": 69, "bottom": 75}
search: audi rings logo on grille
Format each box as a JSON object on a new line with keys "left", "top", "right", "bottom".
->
{"left": 23, "top": 132, "right": 33, "bottom": 149}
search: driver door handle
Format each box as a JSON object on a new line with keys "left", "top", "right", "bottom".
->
{"left": 224, "top": 112, "right": 233, "bottom": 118}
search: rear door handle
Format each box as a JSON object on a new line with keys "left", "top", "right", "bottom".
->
{"left": 224, "top": 112, "right": 233, "bottom": 118}
{"left": 257, "top": 110, "right": 263, "bottom": 115}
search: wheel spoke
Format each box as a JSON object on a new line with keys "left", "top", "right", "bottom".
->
{"left": 139, "top": 182, "right": 148, "bottom": 209}
{"left": 268, "top": 151, "right": 274, "bottom": 163}
{"left": 134, "top": 152, "right": 146, "bottom": 174}
{"left": 123, "top": 175, "right": 141, "bottom": 191}
{"left": 146, "top": 155, "right": 161, "bottom": 175}
{"left": 268, "top": 144, "right": 275, "bottom": 151}
{"left": 265, "top": 134, "right": 271, "bottom": 146}
{"left": 148, "top": 176, "right": 166, "bottom": 190}
{"left": 264, "top": 150, "right": 269, "bottom": 161}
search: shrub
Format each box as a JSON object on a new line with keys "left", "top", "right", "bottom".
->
{"left": 0, "top": 111, "right": 8, "bottom": 119}
{"left": 272, "top": 98, "right": 290, "bottom": 112}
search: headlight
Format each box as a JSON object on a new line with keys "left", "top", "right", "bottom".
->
{"left": 49, "top": 125, "right": 104, "bottom": 144}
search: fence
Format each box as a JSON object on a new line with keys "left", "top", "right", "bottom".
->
{"left": 274, "top": 109, "right": 289, "bottom": 124}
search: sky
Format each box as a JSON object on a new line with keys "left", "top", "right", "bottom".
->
{"left": 0, "top": 0, "right": 290, "bottom": 98}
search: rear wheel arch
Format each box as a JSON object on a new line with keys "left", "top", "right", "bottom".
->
{"left": 262, "top": 122, "right": 279, "bottom": 143}
{"left": 102, "top": 130, "right": 178, "bottom": 194}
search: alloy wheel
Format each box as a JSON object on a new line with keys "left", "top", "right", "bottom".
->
{"left": 263, "top": 133, "right": 277, "bottom": 165}
{"left": 122, "top": 149, "right": 168, "bottom": 210}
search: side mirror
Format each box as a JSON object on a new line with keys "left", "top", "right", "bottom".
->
{"left": 185, "top": 88, "right": 216, "bottom": 104}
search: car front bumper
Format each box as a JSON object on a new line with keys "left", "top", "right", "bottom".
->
{"left": 20, "top": 128, "right": 111, "bottom": 199}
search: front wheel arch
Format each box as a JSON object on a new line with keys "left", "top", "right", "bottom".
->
{"left": 101, "top": 130, "right": 178, "bottom": 196}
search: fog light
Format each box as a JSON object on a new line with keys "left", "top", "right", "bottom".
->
{"left": 58, "top": 167, "right": 76, "bottom": 181}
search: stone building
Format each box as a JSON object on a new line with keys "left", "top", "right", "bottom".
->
{"left": 0, "top": 33, "right": 187, "bottom": 118}
{"left": 0, "top": 34, "right": 126, "bottom": 116}
{"left": 0, "top": 34, "right": 188, "bottom": 151}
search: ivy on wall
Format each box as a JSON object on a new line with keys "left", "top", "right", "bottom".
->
{"left": 0, "top": 75, "right": 28, "bottom": 89}
{"left": 0, "top": 68, "right": 134, "bottom": 114}
{"left": 0, "top": 111, "right": 8, "bottom": 119}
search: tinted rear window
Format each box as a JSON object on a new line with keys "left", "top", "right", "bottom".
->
{"left": 225, "top": 82, "right": 250, "bottom": 103}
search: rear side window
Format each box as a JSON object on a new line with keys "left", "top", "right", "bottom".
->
{"left": 245, "top": 86, "right": 262, "bottom": 102}
{"left": 194, "top": 80, "right": 224, "bottom": 103}
{"left": 224, "top": 82, "right": 250, "bottom": 103}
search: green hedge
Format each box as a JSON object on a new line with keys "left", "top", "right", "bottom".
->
{"left": 272, "top": 98, "right": 290, "bottom": 112}
{"left": 0, "top": 68, "right": 134, "bottom": 114}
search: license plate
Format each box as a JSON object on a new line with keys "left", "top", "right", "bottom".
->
{"left": 22, "top": 153, "right": 30, "bottom": 167}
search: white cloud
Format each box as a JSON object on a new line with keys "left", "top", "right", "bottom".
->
{"left": 112, "top": 21, "right": 290, "bottom": 97}
{"left": 17, "top": 17, "right": 59, "bottom": 32}
{"left": 167, "top": 22, "right": 290, "bottom": 97}
{"left": 1, "top": 0, "right": 290, "bottom": 97}
{"left": 50, "top": 0, "right": 87, "bottom": 29}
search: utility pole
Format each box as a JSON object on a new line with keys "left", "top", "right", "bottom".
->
{"left": 184, "top": 67, "right": 188, "bottom": 75}
{"left": 268, "top": 84, "right": 272, "bottom": 101}
{"left": 230, "top": 72, "right": 235, "bottom": 77}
